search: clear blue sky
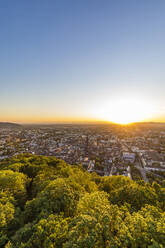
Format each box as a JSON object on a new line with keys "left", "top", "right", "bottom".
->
{"left": 1, "top": 0, "right": 165, "bottom": 123}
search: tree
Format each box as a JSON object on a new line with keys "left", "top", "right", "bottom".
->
{"left": 0, "top": 154, "right": 164, "bottom": 248}
{"left": 7, "top": 214, "right": 70, "bottom": 248}
{"left": 0, "top": 170, "right": 30, "bottom": 206}
{"left": 109, "top": 182, "right": 158, "bottom": 211}
{"left": 0, "top": 191, "right": 15, "bottom": 247}
{"left": 24, "top": 178, "right": 78, "bottom": 222}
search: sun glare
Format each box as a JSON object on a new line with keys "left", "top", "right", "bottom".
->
{"left": 94, "top": 98, "right": 154, "bottom": 124}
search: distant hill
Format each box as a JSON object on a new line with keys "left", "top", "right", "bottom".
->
{"left": 134, "top": 122, "right": 165, "bottom": 125}
{"left": 0, "top": 122, "right": 22, "bottom": 128}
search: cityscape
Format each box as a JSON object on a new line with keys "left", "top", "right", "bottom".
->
{"left": 0, "top": 1, "right": 165, "bottom": 247}
{"left": 1, "top": 122, "right": 165, "bottom": 185}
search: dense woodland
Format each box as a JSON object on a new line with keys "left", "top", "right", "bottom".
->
{"left": 0, "top": 154, "right": 164, "bottom": 248}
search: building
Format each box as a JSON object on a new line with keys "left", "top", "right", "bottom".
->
{"left": 123, "top": 152, "right": 135, "bottom": 163}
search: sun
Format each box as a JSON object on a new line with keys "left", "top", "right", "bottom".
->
{"left": 108, "top": 99, "right": 153, "bottom": 124}
{"left": 94, "top": 98, "right": 154, "bottom": 124}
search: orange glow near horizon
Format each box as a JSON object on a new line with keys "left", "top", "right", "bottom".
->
{"left": 0, "top": 97, "right": 165, "bottom": 124}
{"left": 1, "top": 115, "right": 165, "bottom": 124}
{"left": 92, "top": 98, "right": 159, "bottom": 125}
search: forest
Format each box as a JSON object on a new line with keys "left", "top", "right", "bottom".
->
{"left": 0, "top": 154, "right": 164, "bottom": 248}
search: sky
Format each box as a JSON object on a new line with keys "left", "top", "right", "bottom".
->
{"left": 1, "top": 0, "right": 165, "bottom": 124}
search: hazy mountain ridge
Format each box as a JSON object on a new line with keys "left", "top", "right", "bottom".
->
{"left": 0, "top": 122, "right": 22, "bottom": 128}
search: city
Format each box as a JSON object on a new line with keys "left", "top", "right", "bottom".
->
{"left": 1, "top": 122, "right": 165, "bottom": 185}
{"left": 1, "top": 1, "right": 165, "bottom": 246}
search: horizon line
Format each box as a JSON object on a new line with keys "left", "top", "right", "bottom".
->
{"left": 1, "top": 120, "right": 165, "bottom": 126}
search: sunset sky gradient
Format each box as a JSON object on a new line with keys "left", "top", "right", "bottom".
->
{"left": 1, "top": 0, "right": 165, "bottom": 123}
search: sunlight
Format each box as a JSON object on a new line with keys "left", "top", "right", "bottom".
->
{"left": 94, "top": 98, "right": 154, "bottom": 124}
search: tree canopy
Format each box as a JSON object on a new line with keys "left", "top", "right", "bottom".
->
{"left": 0, "top": 154, "right": 164, "bottom": 248}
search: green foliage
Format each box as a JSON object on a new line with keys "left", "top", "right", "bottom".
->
{"left": 0, "top": 170, "right": 30, "bottom": 206}
{"left": 130, "top": 165, "right": 143, "bottom": 180}
{"left": 98, "top": 175, "right": 132, "bottom": 193}
{"left": 0, "top": 192, "right": 15, "bottom": 246}
{"left": 76, "top": 191, "right": 110, "bottom": 216}
{"left": 124, "top": 205, "right": 165, "bottom": 247}
{"left": 7, "top": 214, "right": 70, "bottom": 248}
{"left": 109, "top": 182, "right": 159, "bottom": 211}
{"left": 24, "top": 178, "right": 78, "bottom": 222}
{"left": 0, "top": 154, "right": 164, "bottom": 248}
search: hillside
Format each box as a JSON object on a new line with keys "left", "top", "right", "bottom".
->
{"left": 0, "top": 154, "right": 164, "bottom": 248}
{"left": 0, "top": 122, "right": 22, "bottom": 128}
